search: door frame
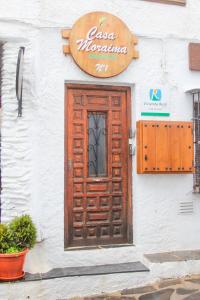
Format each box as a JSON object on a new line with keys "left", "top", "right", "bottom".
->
{"left": 64, "top": 83, "right": 133, "bottom": 248}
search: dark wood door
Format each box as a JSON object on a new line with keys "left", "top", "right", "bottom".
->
{"left": 65, "top": 84, "right": 132, "bottom": 247}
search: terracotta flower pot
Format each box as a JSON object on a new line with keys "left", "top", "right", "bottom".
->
{"left": 0, "top": 249, "right": 28, "bottom": 281}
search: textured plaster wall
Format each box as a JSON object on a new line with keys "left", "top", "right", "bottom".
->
{"left": 0, "top": 17, "right": 40, "bottom": 228}
{"left": 0, "top": 0, "right": 40, "bottom": 23}
{"left": 1, "top": 0, "right": 200, "bottom": 277}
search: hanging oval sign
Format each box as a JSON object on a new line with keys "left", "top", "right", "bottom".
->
{"left": 62, "top": 11, "right": 139, "bottom": 78}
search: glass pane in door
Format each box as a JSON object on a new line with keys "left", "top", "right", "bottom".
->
{"left": 88, "top": 112, "right": 107, "bottom": 177}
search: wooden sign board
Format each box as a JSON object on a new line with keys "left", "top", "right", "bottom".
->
{"left": 189, "top": 43, "right": 200, "bottom": 71}
{"left": 62, "top": 12, "right": 138, "bottom": 78}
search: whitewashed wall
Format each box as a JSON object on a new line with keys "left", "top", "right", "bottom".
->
{"left": 1, "top": 0, "right": 200, "bottom": 275}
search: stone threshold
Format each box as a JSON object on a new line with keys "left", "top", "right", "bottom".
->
{"left": 21, "top": 261, "right": 149, "bottom": 282}
{"left": 145, "top": 249, "right": 200, "bottom": 263}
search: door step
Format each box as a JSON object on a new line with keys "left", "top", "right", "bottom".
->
{"left": 24, "top": 261, "right": 149, "bottom": 282}
{"left": 143, "top": 250, "right": 200, "bottom": 280}
{"left": 144, "top": 249, "right": 200, "bottom": 263}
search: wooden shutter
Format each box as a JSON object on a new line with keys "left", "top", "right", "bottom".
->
{"left": 137, "top": 121, "right": 193, "bottom": 174}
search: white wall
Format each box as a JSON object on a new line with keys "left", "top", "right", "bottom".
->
{"left": 0, "top": 0, "right": 39, "bottom": 21}
{"left": 1, "top": 0, "right": 200, "bottom": 274}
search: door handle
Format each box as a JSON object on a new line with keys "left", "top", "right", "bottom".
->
{"left": 129, "top": 138, "right": 135, "bottom": 156}
{"left": 144, "top": 155, "right": 148, "bottom": 161}
{"left": 129, "top": 144, "right": 135, "bottom": 156}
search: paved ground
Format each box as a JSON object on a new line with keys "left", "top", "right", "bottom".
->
{"left": 69, "top": 275, "right": 200, "bottom": 300}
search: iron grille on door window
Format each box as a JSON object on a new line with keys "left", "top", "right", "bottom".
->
{"left": 193, "top": 92, "right": 200, "bottom": 193}
{"left": 88, "top": 112, "right": 107, "bottom": 177}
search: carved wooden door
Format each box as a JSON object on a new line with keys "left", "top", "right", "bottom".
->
{"left": 65, "top": 85, "right": 132, "bottom": 247}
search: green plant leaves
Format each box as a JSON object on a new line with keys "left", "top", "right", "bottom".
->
{"left": 0, "top": 224, "right": 10, "bottom": 253}
{"left": 0, "top": 215, "right": 37, "bottom": 253}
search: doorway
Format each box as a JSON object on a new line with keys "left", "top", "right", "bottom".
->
{"left": 65, "top": 84, "right": 132, "bottom": 247}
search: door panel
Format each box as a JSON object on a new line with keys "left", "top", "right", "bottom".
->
{"left": 65, "top": 85, "right": 132, "bottom": 247}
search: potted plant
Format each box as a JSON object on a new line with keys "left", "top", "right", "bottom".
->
{"left": 0, "top": 214, "right": 37, "bottom": 281}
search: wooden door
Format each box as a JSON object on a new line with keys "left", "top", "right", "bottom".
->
{"left": 65, "top": 84, "right": 132, "bottom": 248}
